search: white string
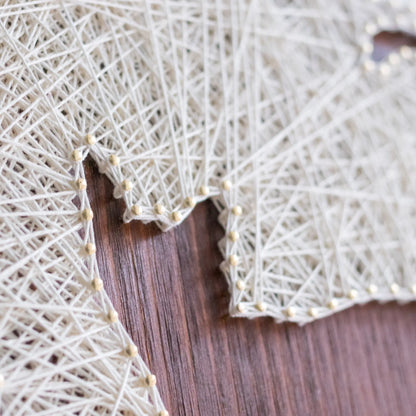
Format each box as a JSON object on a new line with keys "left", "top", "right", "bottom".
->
{"left": 1, "top": 0, "right": 416, "bottom": 414}
{"left": 215, "top": 1, "right": 416, "bottom": 321}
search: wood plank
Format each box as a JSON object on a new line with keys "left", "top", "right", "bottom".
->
{"left": 86, "top": 159, "right": 416, "bottom": 416}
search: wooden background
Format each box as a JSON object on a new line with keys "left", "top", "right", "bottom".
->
{"left": 86, "top": 160, "right": 416, "bottom": 416}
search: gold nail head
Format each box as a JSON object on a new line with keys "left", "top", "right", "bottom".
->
{"left": 158, "top": 411, "right": 169, "bottom": 416}
{"left": 228, "top": 230, "right": 240, "bottom": 242}
{"left": 154, "top": 203, "right": 165, "bottom": 215}
{"left": 184, "top": 196, "right": 196, "bottom": 208}
{"left": 236, "top": 279, "right": 246, "bottom": 291}
{"left": 236, "top": 303, "right": 245, "bottom": 313}
{"left": 390, "top": 283, "right": 399, "bottom": 294}
{"left": 400, "top": 45, "right": 412, "bottom": 60}
{"left": 367, "top": 284, "right": 378, "bottom": 295}
{"left": 363, "top": 60, "right": 376, "bottom": 72}
{"left": 145, "top": 374, "right": 157, "bottom": 387}
{"left": 85, "top": 133, "right": 96, "bottom": 145}
{"left": 107, "top": 309, "right": 119, "bottom": 323}
{"left": 361, "top": 42, "right": 373, "bottom": 54}
{"left": 365, "top": 22, "right": 377, "bottom": 35}
{"left": 71, "top": 149, "right": 82, "bottom": 162}
{"left": 81, "top": 208, "right": 94, "bottom": 221}
{"left": 108, "top": 154, "right": 120, "bottom": 166}
{"left": 199, "top": 185, "right": 209, "bottom": 196}
{"left": 388, "top": 53, "right": 400, "bottom": 66}
{"left": 379, "top": 63, "right": 391, "bottom": 77}
{"left": 84, "top": 242, "right": 96, "bottom": 256}
{"left": 286, "top": 306, "right": 296, "bottom": 318}
{"left": 121, "top": 179, "right": 133, "bottom": 192}
{"left": 347, "top": 289, "right": 358, "bottom": 300}
{"left": 222, "top": 180, "right": 232, "bottom": 191}
{"left": 91, "top": 277, "right": 103, "bottom": 292}
{"left": 327, "top": 299, "right": 338, "bottom": 310}
{"left": 255, "top": 302, "right": 266, "bottom": 312}
{"left": 75, "top": 178, "right": 87, "bottom": 191}
{"left": 171, "top": 211, "right": 182, "bottom": 222}
{"left": 229, "top": 254, "right": 239, "bottom": 266}
{"left": 131, "top": 204, "right": 142, "bottom": 216}
{"left": 308, "top": 307, "right": 318, "bottom": 318}
{"left": 231, "top": 205, "right": 242, "bottom": 216}
{"left": 125, "top": 344, "right": 138, "bottom": 358}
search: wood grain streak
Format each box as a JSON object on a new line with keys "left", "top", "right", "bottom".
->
{"left": 86, "top": 160, "right": 416, "bottom": 416}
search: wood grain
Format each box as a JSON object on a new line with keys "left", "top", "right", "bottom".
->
{"left": 85, "top": 159, "right": 416, "bottom": 416}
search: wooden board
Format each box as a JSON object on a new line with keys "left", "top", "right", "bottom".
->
{"left": 86, "top": 160, "right": 416, "bottom": 416}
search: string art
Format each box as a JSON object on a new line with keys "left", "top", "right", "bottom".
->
{"left": 0, "top": 0, "right": 415, "bottom": 414}
{"left": 215, "top": 1, "right": 416, "bottom": 322}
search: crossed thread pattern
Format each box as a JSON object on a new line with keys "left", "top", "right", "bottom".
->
{"left": 0, "top": 137, "right": 165, "bottom": 414}
{"left": 215, "top": 0, "right": 416, "bottom": 322}
{"left": 0, "top": 0, "right": 416, "bottom": 414}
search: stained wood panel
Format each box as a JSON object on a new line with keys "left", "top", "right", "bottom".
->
{"left": 86, "top": 160, "right": 416, "bottom": 416}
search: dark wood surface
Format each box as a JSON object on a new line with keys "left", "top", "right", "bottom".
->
{"left": 86, "top": 160, "right": 416, "bottom": 416}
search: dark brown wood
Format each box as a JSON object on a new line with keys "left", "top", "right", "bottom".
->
{"left": 86, "top": 159, "right": 416, "bottom": 416}
{"left": 374, "top": 31, "right": 416, "bottom": 60}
